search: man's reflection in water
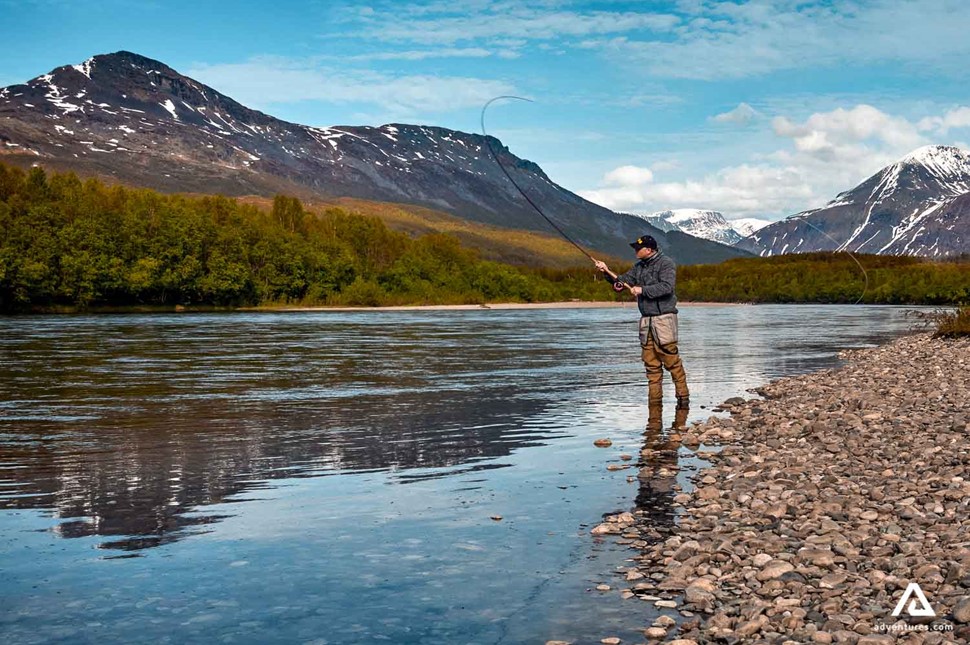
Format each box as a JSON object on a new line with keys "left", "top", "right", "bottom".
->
{"left": 634, "top": 403, "right": 689, "bottom": 540}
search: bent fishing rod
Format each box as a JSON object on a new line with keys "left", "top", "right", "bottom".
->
{"left": 480, "top": 96, "right": 636, "bottom": 295}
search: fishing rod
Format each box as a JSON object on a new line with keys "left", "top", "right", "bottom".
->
{"left": 480, "top": 96, "right": 636, "bottom": 295}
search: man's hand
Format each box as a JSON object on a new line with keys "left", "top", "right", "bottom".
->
{"left": 593, "top": 259, "right": 609, "bottom": 272}
{"left": 630, "top": 286, "right": 643, "bottom": 296}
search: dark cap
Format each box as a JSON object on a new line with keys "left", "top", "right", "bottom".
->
{"left": 630, "top": 235, "right": 658, "bottom": 251}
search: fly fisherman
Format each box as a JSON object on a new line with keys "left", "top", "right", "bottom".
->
{"left": 594, "top": 235, "right": 690, "bottom": 409}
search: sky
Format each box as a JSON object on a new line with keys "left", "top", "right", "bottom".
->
{"left": 3, "top": 0, "right": 970, "bottom": 222}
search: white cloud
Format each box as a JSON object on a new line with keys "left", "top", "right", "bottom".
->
{"left": 185, "top": 56, "right": 514, "bottom": 115}
{"left": 580, "top": 163, "right": 814, "bottom": 216}
{"left": 340, "top": 47, "right": 497, "bottom": 61}
{"left": 650, "top": 160, "right": 681, "bottom": 172}
{"left": 917, "top": 107, "right": 970, "bottom": 134}
{"left": 711, "top": 102, "right": 760, "bottom": 125}
{"left": 346, "top": 2, "right": 679, "bottom": 46}
{"left": 614, "top": 93, "right": 685, "bottom": 108}
{"left": 590, "top": 0, "right": 970, "bottom": 80}
{"left": 771, "top": 104, "right": 925, "bottom": 160}
{"left": 578, "top": 103, "right": 969, "bottom": 218}
{"left": 604, "top": 165, "right": 654, "bottom": 186}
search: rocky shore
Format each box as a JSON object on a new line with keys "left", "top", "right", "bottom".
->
{"left": 591, "top": 333, "right": 970, "bottom": 644}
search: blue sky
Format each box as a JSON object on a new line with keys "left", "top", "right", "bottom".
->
{"left": 3, "top": 0, "right": 970, "bottom": 221}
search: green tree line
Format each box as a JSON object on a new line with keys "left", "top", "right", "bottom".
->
{"left": 677, "top": 252, "right": 970, "bottom": 305}
{"left": 0, "top": 164, "right": 612, "bottom": 311}
{"left": 1, "top": 163, "right": 967, "bottom": 312}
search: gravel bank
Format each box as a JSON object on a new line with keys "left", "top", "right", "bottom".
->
{"left": 593, "top": 333, "right": 970, "bottom": 644}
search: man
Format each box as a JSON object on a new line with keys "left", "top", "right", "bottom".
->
{"left": 594, "top": 235, "right": 689, "bottom": 409}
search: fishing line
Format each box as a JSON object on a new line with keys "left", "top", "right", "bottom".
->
{"left": 764, "top": 217, "right": 870, "bottom": 305}
{"left": 480, "top": 96, "right": 636, "bottom": 295}
{"left": 480, "top": 96, "right": 595, "bottom": 263}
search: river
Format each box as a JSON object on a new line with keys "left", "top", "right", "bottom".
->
{"left": 0, "top": 305, "right": 921, "bottom": 644}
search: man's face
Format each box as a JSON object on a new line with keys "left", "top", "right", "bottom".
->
{"left": 635, "top": 246, "right": 655, "bottom": 259}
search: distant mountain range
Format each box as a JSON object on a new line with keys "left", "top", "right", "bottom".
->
{"left": 738, "top": 145, "right": 970, "bottom": 257}
{"left": 640, "top": 209, "right": 770, "bottom": 246}
{"left": 0, "top": 51, "right": 749, "bottom": 265}
{"left": 639, "top": 147, "right": 969, "bottom": 258}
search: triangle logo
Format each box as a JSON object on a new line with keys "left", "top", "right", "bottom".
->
{"left": 891, "top": 582, "right": 936, "bottom": 618}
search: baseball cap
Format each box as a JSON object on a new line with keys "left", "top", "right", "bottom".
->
{"left": 630, "top": 235, "right": 658, "bottom": 251}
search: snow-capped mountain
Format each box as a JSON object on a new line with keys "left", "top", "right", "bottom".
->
{"left": 641, "top": 214, "right": 679, "bottom": 233}
{"left": 641, "top": 209, "right": 744, "bottom": 245}
{"left": 738, "top": 145, "right": 970, "bottom": 257}
{"left": 730, "top": 217, "right": 771, "bottom": 238}
{"left": 0, "top": 51, "right": 751, "bottom": 264}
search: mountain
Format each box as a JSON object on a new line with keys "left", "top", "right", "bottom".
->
{"left": 641, "top": 214, "right": 679, "bottom": 232}
{"left": 640, "top": 209, "right": 748, "bottom": 245}
{"left": 0, "top": 51, "right": 750, "bottom": 265}
{"left": 729, "top": 217, "right": 771, "bottom": 238}
{"left": 738, "top": 146, "right": 970, "bottom": 257}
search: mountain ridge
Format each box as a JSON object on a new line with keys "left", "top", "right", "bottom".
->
{"left": 739, "top": 145, "right": 970, "bottom": 257}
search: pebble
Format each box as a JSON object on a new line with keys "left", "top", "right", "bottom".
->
{"left": 953, "top": 598, "right": 970, "bottom": 623}
{"left": 643, "top": 626, "right": 667, "bottom": 639}
{"left": 756, "top": 559, "right": 794, "bottom": 581}
{"left": 752, "top": 553, "right": 773, "bottom": 567}
{"left": 593, "top": 439, "right": 613, "bottom": 447}
{"left": 653, "top": 615, "right": 676, "bottom": 628}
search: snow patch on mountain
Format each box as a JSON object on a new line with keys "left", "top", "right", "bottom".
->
{"left": 72, "top": 57, "right": 95, "bottom": 79}
{"left": 729, "top": 217, "right": 771, "bottom": 238}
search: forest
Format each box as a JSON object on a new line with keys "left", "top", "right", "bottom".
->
{"left": 0, "top": 163, "right": 967, "bottom": 313}
{"left": 0, "top": 164, "right": 612, "bottom": 311}
{"left": 677, "top": 252, "right": 970, "bottom": 305}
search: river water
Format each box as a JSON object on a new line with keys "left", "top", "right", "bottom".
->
{"left": 0, "top": 305, "right": 919, "bottom": 644}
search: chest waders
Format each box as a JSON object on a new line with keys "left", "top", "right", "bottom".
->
{"left": 639, "top": 314, "right": 689, "bottom": 406}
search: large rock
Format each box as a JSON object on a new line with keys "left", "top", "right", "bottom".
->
{"left": 756, "top": 560, "right": 795, "bottom": 581}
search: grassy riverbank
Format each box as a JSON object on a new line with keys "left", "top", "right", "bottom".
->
{"left": 934, "top": 306, "right": 970, "bottom": 337}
